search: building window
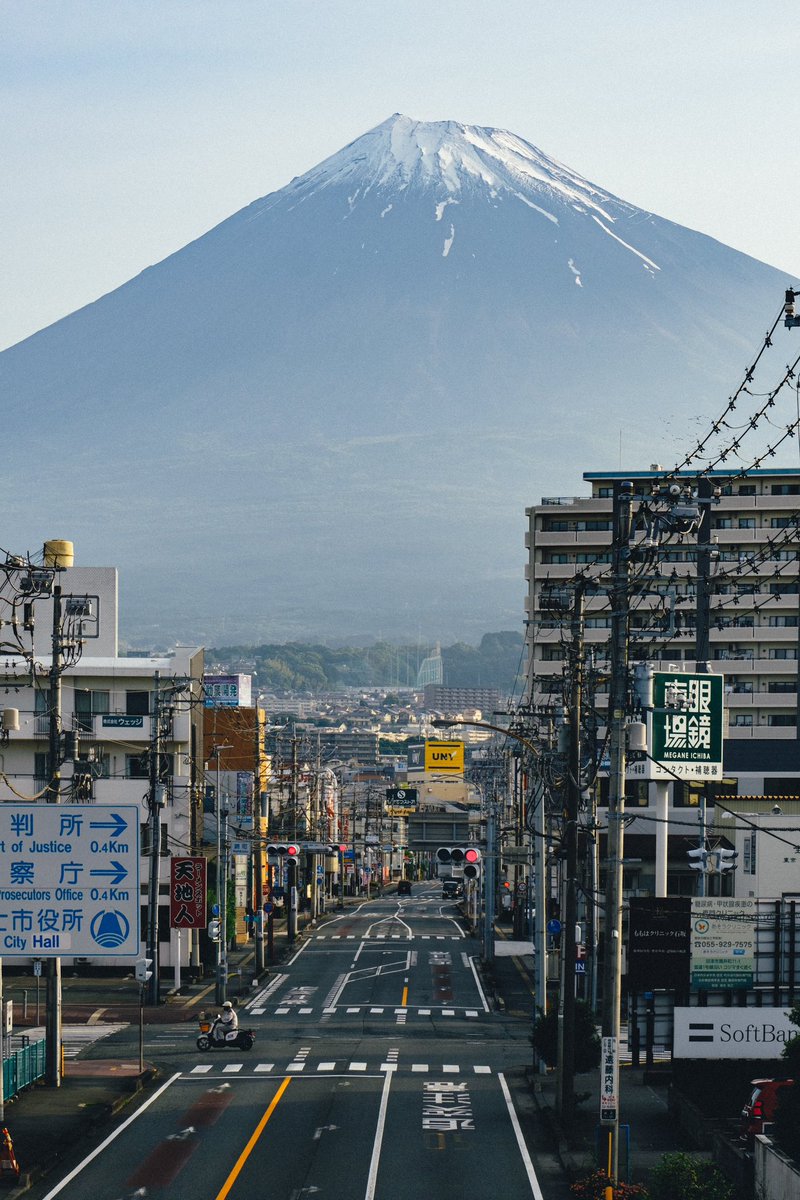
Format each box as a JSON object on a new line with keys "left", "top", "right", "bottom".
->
{"left": 712, "top": 517, "right": 733, "bottom": 530}
{"left": 768, "top": 616, "right": 799, "bottom": 627}
{"left": 74, "top": 689, "right": 110, "bottom": 733}
{"left": 542, "top": 552, "right": 572, "bottom": 564}
{"left": 743, "top": 832, "right": 756, "bottom": 875}
{"left": 771, "top": 517, "right": 796, "bottom": 528}
{"left": 764, "top": 777, "right": 800, "bottom": 794}
{"left": 771, "top": 484, "right": 800, "bottom": 496}
{"left": 126, "top": 691, "right": 150, "bottom": 716}
{"left": 767, "top": 715, "right": 796, "bottom": 726}
{"left": 770, "top": 582, "right": 799, "bottom": 595}
{"left": 769, "top": 648, "right": 798, "bottom": 660}
{"left": 738, "top": 517, "right": 756, "bottom": 529}
{"left": 730, "top": 714, "right": 754, "bottom": 727}
{"left": 768, "top": 681, "right": 797, "bottom": 693}
{"left": 738, "top": 485, "right": 757, "bottom": 496}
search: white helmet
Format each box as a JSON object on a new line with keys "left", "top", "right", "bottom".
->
{"left": 223, "top": 1000, "right": 233, "bottom": 1009}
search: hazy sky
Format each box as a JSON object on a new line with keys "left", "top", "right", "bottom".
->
{"left": 3, "top": 1, "right": 799, "bottom": 351}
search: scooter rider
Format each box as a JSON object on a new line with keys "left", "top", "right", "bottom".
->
{"left": 212, "top": 1000, "right": 238, "bottom": 1043}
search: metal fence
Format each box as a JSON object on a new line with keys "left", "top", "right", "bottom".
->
{"left": 3, "top": 1038, "right": 46, "bottom": 1101}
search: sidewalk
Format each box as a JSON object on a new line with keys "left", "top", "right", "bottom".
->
{"left": 486, "top": 939, "right": 699, "bottom": 1192}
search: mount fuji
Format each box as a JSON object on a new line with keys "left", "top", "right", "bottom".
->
{"left": 0, "top": 114, "right": 794, "bottom": 646}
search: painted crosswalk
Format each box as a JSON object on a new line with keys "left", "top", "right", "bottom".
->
{"left": 187, "top": 1058, "right": 494, "bottom": 1077}
{"left": 252, "top": 1004, "right": 482, "bottom": 1019}
{"left": 21, "top": 1023, "right": 128, "bottom": 1059}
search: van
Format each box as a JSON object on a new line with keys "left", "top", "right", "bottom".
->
{"left": 740, "top": 1077, "right": 795, "bottom": 1144}
{"left": 441, "top": 879, "right": 462, "bottom": 900}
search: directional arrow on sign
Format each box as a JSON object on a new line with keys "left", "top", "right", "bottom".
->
{"left": 89, "top": 813, "right": 128, "bottom": 838}
{"left": 89, "top": 860, "right": 128, "bottom": 885}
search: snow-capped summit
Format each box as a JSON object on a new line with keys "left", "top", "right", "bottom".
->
{"left": 0, "top": 117, "right": 793, "bottom": 645}
{"left": 294, "top": 113, "right": 621, "bottom": 214}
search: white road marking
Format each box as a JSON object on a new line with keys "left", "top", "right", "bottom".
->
{"left": 468, "top": 954, "right": 491, "bottom": 1012}
{"left": 498, "top": 1072, "right": 546, "bottom": 1198}
{"left": 38, "top": 1072, "right": 182, "bottom": 1200}
{"left": 364, "top": 1065, "right": 393, "bottom": 1200}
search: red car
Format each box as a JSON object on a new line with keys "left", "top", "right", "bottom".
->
{"left": 740, "top": 1078, "right": 795, "bottom": 1144}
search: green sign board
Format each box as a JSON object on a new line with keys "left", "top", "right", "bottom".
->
{"left": 637, "top": 671, "right": 724, "bottom": 781}
{"left": 690, "top": 898, "right": 756, "bottom": 991}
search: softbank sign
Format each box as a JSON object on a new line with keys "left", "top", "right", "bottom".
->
{"left": 674, "top": 1007, "right": 796, "bottom": 1058}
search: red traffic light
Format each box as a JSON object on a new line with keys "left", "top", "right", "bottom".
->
{"left": 464, "top": 848, "right": 480, "bottom": 864}
{"left": 286, "top": 844, "right": 299, "bottom": 858}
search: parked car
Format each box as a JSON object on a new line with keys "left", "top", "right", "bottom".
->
{"left": 441, "top": 879, "right": 462, "bottom": 900}
{"left": 740, "top": 1077, "right": 795, "bottom": 1144}
{"left": 397, "top": 879, "right": 412, "bottom": 895}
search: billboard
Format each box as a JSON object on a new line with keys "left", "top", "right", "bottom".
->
{"left": 674, "top": 1007, "right": 795, "bottom": 1059}
{"left": 690, "top": 897, "right": 756, "bottom": 991}
{"left": 169, "top": 856, "right": 207, "bottom": 929}
{"left": 627, "top": 896, "right": 691, "bottom": 991}
{"left": 424, "top": 740, "right": 464, "bottom": 775}
{"left": 385, "top": 787, "right": 418, "bottom": 816}
{"left": 628, "top": 670, "right": 724, "bottom": 781}
{"left": 204, "top": 674, "right": 252, "bottom": 707}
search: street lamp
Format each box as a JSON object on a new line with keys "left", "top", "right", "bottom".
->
{"left": 210, "top": 744, "right": 233, "bottom": 1005}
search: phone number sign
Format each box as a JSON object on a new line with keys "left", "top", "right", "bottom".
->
{"left": 0, "top": 804, "right": 140, "bottom": 957}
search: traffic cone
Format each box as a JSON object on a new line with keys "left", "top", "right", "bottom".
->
{"left": 0, "top": 1127, "right": 19, "bottom": 1182}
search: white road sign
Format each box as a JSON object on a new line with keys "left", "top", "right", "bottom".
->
{"left": 0, "top": 804, "right": 140, "bottom": 957}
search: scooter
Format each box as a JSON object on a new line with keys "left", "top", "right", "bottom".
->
{"left": 196, "top": 1014, "right": 255, "bottom": 1052}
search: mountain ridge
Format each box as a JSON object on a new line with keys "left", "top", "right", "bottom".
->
{"left": 1, "top": 115, "right": 795, "bottom": 646}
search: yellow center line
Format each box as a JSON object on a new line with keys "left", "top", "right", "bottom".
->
{"left": 401, "top": 985, "right": 409, "bottom": 1006}
{"left": 214, "top": 1075, "right": 292, "bottom": 1200}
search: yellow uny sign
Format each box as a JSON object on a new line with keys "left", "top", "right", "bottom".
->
{"left": 424, "top": 740, "right": 464, "bottom": 774}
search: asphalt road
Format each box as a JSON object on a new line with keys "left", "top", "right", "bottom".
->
{"left": 28, "top": 887, "right": 571, "bottom": 1200}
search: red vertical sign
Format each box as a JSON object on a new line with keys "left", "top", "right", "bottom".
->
{"left": 169, "top": 856, "right": 207, "bottom": 928}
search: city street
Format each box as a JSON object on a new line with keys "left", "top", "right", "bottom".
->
{"left": 27, "top": 888, "right": 571, "bottom": 1200}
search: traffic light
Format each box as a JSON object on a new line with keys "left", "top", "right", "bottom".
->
{"left": 687, "top": 847, "right": 710, "bottom": 872}
{"left": 267, "top": 844, "right": 300, "bottom": 864}
{"left": 462, "top": 848, "right": 482, "bottom": 880}
{"left": 326, "top": 844, "right": 346, "bottom": 856}
{"left": 714, "top": 847, "right": 738, "bottom": 873}
{"left": 436, "top": 847, "right": 481, "bottom": 874}
{"left": 134, "top": 957, "right": 153, "bottom": 983}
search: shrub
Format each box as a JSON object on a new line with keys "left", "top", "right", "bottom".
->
{"left": 532, "top": 1000, "right": 601, "bottom": 1072}
{"left": 570, "top": 1169, "right": 647, "bottom": 1199}
{"left": 646, "top": 1152, "right": 733, "bottom": 1200}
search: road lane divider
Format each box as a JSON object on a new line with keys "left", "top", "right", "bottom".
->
{"left": 497, "top": 1073, "right": 545, "bottom": 1200}
{"left": 364, "top": 1065, "right": 393, "bottom": 1200}
{"left": 214, "top": 1076, "right": 292, "bottom": 1200}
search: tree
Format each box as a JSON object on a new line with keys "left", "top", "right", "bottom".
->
{"left": 532, "top": 1000, "right": 601, "bottom": 1073}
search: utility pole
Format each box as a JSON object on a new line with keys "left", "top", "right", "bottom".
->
{"left": 254, "top": 711, "right": 265, "bottom": 974}
{"left": 695, "top": 476, "right": 714, "bottom": 671}
{"left": 601, "top": 480, "right": 634, "bottom": 1191}
{"left": 146, "top": 672, "right": 165, "bottom": 1007}
{"left": 45, "top": 583, "right": 63, "bottom": 1087}
{"left": 557, "top": 577, "right": 586, "bottom": 1124}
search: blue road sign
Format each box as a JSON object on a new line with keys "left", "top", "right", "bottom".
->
{"left": 547, "top": 918, "right": 562, "bottom": 935}
{"left": 0, "top": 804, "right": 140, "bottom": 957}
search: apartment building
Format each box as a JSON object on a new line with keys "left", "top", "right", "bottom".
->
{"left": 524, "top": 468, "right": 800, "bottom": 896}
{"left": 0, "top": 566, "right": 204, "bottom": 971}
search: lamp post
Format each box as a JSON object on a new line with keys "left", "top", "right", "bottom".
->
{"left": 211, "top": 744, "right": 233, "bottom": 1005}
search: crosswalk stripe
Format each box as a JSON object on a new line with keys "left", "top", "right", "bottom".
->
{"left": 185, "top": 1060, "right": 494, "bottom": 1076}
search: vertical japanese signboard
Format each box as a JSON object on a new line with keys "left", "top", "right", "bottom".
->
{"left": 0, "top": 804, "right": 139, "bottom": 956}
{"left": 627, "top": 897, "right": 691, "bottom": 991}
{"left": 690, "top": 897, "right": 756, "bottom": 991}
{"left": 600, "top": 1036, "right": 618, "bottom": 1124}
{"left": 628, "top": 670, "right": 724, "bottom": 781}
{"left": 169, "top": 856, "right": 207, "bottom": 929}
